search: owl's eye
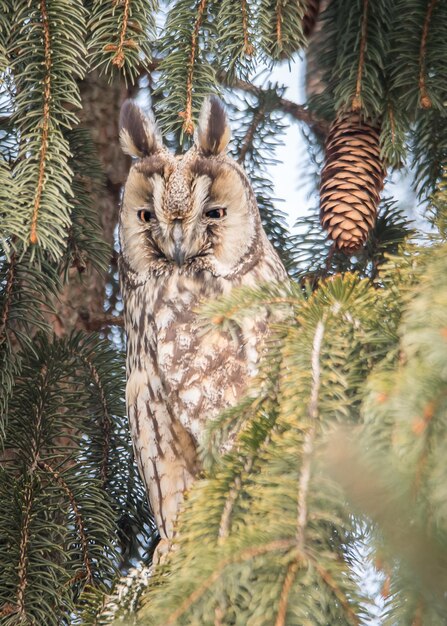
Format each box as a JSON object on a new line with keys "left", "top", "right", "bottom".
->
{"left": 205, "top": 207, "right": 227, "bottom": 219}
{"left": 137, "top": 209, "right": 153, "bottom": 223}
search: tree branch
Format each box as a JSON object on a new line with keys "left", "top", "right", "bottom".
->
{"left": 30, "top": 0, "right": 52, "bottom": 245}
{"left": 37, "top": 460, "right": 94, "bottom": 585}
{"left": 418, "top": 0, "right": 438, "bottom": 109}
{"left": 274, "top": 559, "right": 300, "bottom": 626}
{"left": 296, "top": 319, "right": 324, "bottom": 549}
{"left": 351, "top": 0, "right": 369, "bottom": 112}
{"left": 76, "top": 353, "right": 112, "bottom": 486}
{"left": 181, "top": 0, "right": 208, "bottom": 134}
{"left": 217, "top": 70, "right": 329, "bottom": 136}
{"left": 77, "top": 310, "right": 124, "bottom": 331}
{"left": 237, "top": 105, "right": 266, "bottom": 165}
{"left": 164, "top": 540, "right": 296, "bottom": 625}
{"left": 0, "top": 251, "right": 16, "bottom": 340}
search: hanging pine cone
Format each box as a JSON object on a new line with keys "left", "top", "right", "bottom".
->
{"left": 319, "top": 111, "right": 386, "bottom": 254}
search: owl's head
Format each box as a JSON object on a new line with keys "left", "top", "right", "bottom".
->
{"left": 119, "top": 97, "right": 264, "bottom": 279}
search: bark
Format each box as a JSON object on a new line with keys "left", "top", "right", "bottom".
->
{"left": 51, "top": 72, "right": 132, "bottom": 336}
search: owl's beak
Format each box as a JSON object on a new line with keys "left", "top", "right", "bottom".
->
{"left": 173, "top": 242, "right": 185, "bottom": 266}
{"left": 171, "top": 220, "right": 185, "bottom": 266}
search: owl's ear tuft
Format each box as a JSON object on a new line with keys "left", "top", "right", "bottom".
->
{"left": 119, "top": 100, "right": 162, "bottom": 158}
{"left": 196, "top": 96, "right": 231, "bottom": 156}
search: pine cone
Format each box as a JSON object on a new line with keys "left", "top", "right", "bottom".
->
{"left": 320, "top": 111, "right": 386, "bottom": 254}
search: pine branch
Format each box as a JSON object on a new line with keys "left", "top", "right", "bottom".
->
{"left": 237, "top": 106, "right": 265, "bottom": 165}
{"left": 0, "top": 251, "right": 61, "bottom": 423}
{"left": 228, "top": 95, "right": 298, "bottom": 273}
{"left": 15, "top": 482, "right": 33, "bottom": 622}
{"left": 351, "top": 0, "right": 369, "bottom": 111}
{"left": 387, "top": 0, "right": 447, "bottom": 117}
{"left": 78, "top": 313, "right": 124, "bottom": 331}
{"left": 325, "top": 236, "right": 447, "bottom": 623}
{"left": 212, "top": 0, "right": 256, "bottom": 80}
{"left": 163, "top": 540, "right": 296, "bottom": 626}
{"left": 274, "top": 560, "right": 300, "bottom": 626}
{"left": 313, "top": 561, "right": 359, "bottom": 625}
{"left": 77, "top": 353, "right": 112, "bottom": 487}
{"left": 296, "top": 320, "right": 324, "bottom": 549}
{"left": 0, "top": 251, "right": 15, "bottom": 339}
{"left": 217, "top": 454, "right": 256, "bottom": 541}
{"left": 182, "top": 0, "right": 208, "bottom": 135}
{"left": 0, "top": 334, "right": 134, "bottom": 623}
{"left": 87, "top": 0, "right": 156, "bottom": 82}
{"left": 258, "top": 0, "right": 308, "bottom": 60}
{"left": 241, "top": 0, "right": 253, "bottom": 55}
{"left": 155, "top": 0, "right": 217, "bottom": 140}
{"left": 60, "top": 128, "right": 110, "bottom": 279}
{"left": 412, "top": 109, "right": 447, "bottom": 200}
{"left": 418, "top": 0, "right": 439, "bottom": 109}
{"left": 29, "top": 0, "right": 51, "bottom": 246}
{"left": 218, "top": 70, "right": 329, "bottom": 135}
{"left": 111, "top": 0, "right": 132, "bottom": 69}
{"left": 37, "top": 460, "right": 94, "bottom": 585}
{"left": 314, "top": 0, "right": 389, "bottom": 120}
{"left": 9, "top": 0, "right": 87, "bottom": 259}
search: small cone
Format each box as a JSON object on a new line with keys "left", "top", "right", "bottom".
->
{"left": 320, "top": 111, "right": 386, "bottom": 254}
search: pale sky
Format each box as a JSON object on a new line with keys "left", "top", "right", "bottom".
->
{"left": 256, "top": 56, "right": 318, "bottom": 229}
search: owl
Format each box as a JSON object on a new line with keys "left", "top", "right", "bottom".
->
{"left": 119, "top": 96, "right": 287, "bottom": 556}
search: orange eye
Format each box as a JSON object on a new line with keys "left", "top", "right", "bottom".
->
{"left": 137, "top": 209, "right": 153, "bottom": 223}
{"left": 205, "top": 207, "right": 227, "bottom": 219}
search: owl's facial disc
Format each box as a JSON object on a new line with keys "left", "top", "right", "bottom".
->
{"left": 120, "top": 97, "right": 261, "bottom": 277}
{"left": 121, "top": 159, "right": 258, "bottom": 276}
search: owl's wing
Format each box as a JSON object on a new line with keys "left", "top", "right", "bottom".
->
{"left": 126, "top": 331, "right": 198, "bottom": 540}
{"left": 154, "top": 310, "right": 268, "bottom": 446}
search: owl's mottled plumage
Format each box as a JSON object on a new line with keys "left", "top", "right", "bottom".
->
{"left": 119, "top": 97, "right": 287, "bottom": 551}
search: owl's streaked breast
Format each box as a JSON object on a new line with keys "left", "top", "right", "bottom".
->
{"left": 124, "top": 269, "right": 265, "bottom": 443}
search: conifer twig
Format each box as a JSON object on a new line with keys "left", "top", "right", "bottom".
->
{"left": 15, "top": 482, "right": 33, "bottom": 620}
{"left": 274, "top": 559, "right": 300, "bottom": 626}
{"left": 0, "top": 252, "right": 16, "bottom": 339}
{"left": 78, "top": 354, "right": 111, "bottom": 486}
{"left": 112, "top": 0, "right": 131, "bottom": 68}
{"left": 275, "top": 0, "right": 283, "bottom": 46}
{"left": 16, "top": 363, "right": 48, "bottom": 618}
{"left": 218, "top": 456, "right": 255, "bottom": 541}
{"left": 78, "top": 311, "right": 124, "bottom": 330}
{"left": 418, "top": 0, "right": 438, "bottom": 109}
{"left": 217, "top": 70, "right": 329, "bottom": 135}
{"left": 241, "top": 0, "right": 253, "bottom": 55}
{"left": 164, "top": 540, "right": 295, "bottom": 624}
{"left": 237, "top": 105, "right": 266, "bottom": 164}
{"left": 37, "top": 460, "right": 94, "bottom": 584}
{"left": 313, "top": 561, "right": 359, "bottom": 625}
{"left": 296, "top": 320, "right": 324, "bottom": 548}
{"left": 352, "top": 0, "right": 369, "bottom": 111}
{"left": 181, "top": 0, "right": 207, "bottom": 134}
{"left": 30, "top": 0, "right": 52, "bottom": 245}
